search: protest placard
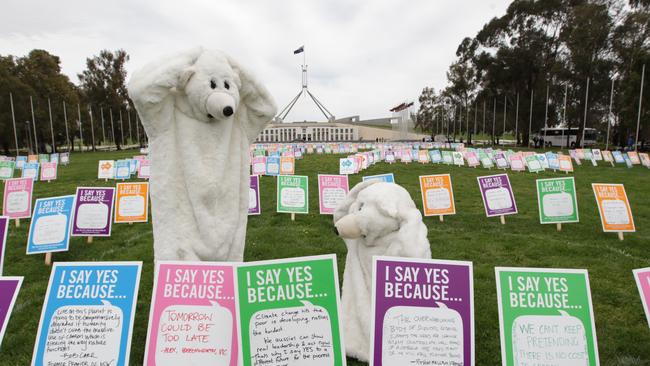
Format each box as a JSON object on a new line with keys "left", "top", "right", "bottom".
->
{"left": 0, "top": 161, "right": 14, "bottom": 180}
{"left": 277, "top": 175, "right": 308, "bottom": 215}
{"left": 40, "top": 162, "right": 57, "bottom": 181}
{"left": 32, "top": 262, "right": 142, "bottom": 366}
{"left": 558, "top": 155, "right": 574, "bottom": 173}
{"left": 3, "top": 178, "right": 34, "bottom": 221}
{"left": 115, "top": 182, "right": 149, "bottom": 223}
{"left": 633, "top": 267, "right": 650, "bottom": 329}
{"left": 370, "top": 257, "right": 474, "bottom": 366}
{"left": 339, "top": 158, "right": 355, "bottom": 175}
{"left": 318, "top": 175, "right": 349, "bottom": 215}
{"left": 115, "top": 160, "right": 131, "bottom": 180}
{"left": 0, "top": 277, "right": 23, "bottom": 347}
{"left": 266, "top": 156, "right": 280, "bottom": 176}
{"left": 98, "top": 160, "right": 115, "bottom": 180}
{"left": 419, "top": 174, "right": 455, "bottom": 219}
{"left": 525, "top": 155, "right": 544, "bottom": 173}
{"left": 26, "top": 195, "right": 75, "bottom": 255}
{"left": 251, "top": 156, "right": 266, "bottom": 176}
{"left": 138, "top": 159, "right": 151, "bottom": 179}
{"left": 495, "top": 267, "right": 599, "bottom": 366}
{"left": 509, "top": 155, "right": 525, "bottom": 172}
{"left": 592, "top": 183, "right": 634, "bottom": 237}
{"left": 362, "top": 173, "right": 395, "bottom": 183}
{"left": 236, "top": 255, "right": 345, "bottom": 366}
{"left": 72, "top": 187, "right": 115, "bottom": 237}
{"left": 280, "top": 156, "right": 295, "bottom": 175}
{"left": 477, "top": 174, "right": 518, "bottom": 221}
{"left": 144, "top": 261, "right": 239, "bottom": 366}
{"left": 248, "top": 175, "right": 261, "bottom": 215}
{"left": 536, "top": 177, "right": 579, "bottom": 227}
{"left": 22, "top": 162, "right": 39, "bottom": 180}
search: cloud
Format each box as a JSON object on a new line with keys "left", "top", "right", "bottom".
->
{"left": 0, "top": 0, "right": 510, "bottom": 121}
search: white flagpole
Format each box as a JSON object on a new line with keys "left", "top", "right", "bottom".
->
{"left": 492, "top": 98, "right": 496, "bottom": 145}
{"left": 502, "top": 94, "right": 507, "bottom": 143}
{"left": 109, "top": 109, "right": 116, "bottom": 146}
{"left": 635, "top": 64, "right": 645, "bottom": 151}
{"left": 528, "top": 89, "right": 534, "bottom": 147}
{"left": 606, "top": 78, "right": 615, "bottom": 151}
{"left": 136, "top": 114, "right": 141, "bottom": 147}
{"left": 581, "top": 77, "right": 590, "bottom": 148}
{"left": 77, "top": 104, "right": 84, "bottom": 152}
{"left": 127, "top": 108, "right": 133, "bottom": 144}
{"left": 119, "top": 109, "right": 125, "bottom": 146}
{"left": 10, "top": 93, "right": 18, "bottom": 156}
{"left": 100, "top": 107, "right": 106, "bottom": 144}
{"left": 543, "top": 83, "right": 549, "bottom": 150}
{"left": 474, "top": 100, "right": 478, "bottom": 136}
{"left": 48, "top": 98, "right": 55, "bottom": 152}
{"left": 30, "top": 95, "right": 39, "bottom": 154}
{"left": 562, "top": 83, "right": 568, "bottom": 148}
{"left": 483, "top": 99, "right": 486, "bottom": 135}
{"left": 88, "top": 104, "right": 96, "bottom": 151}
{"left": 515, "top": 92, "right": 519, "bottom": 146}
{"left": 62, "top": 101, "right": 70, "bottom": 151}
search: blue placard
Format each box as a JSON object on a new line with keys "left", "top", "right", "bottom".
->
{"left": 546, "top": 152, "right": 560, "bottom": 170}
{"left": 32, "top": 262, "right": 142, "bottom": 366}
{"left": 22, "top": 162, "right": 40, "bottom": 180}
{"left": 362, "top": 173, "right": 395, "bottom": 183}
{"left": 26, "top": 195, "right": 75, "bottom": 255}
{"left": 114, "top": 160, "right": 131, "bottom": 180}
{"left": 266, "top": 156, "right": 280, "bottom": 176}
{"left": 50, "top": 153, "right": 59, "bottom": 164}
{"left": 15, "top": 156, "right": 27, "bottom": 169}
{"left": 612, "top": 151, "right": 625, "bottom": 163}
{"left": 429, "top": 149, "right": 442, "bottom": 163}
{"left": 128, "top": 159, "right": 138, "bottom": 174}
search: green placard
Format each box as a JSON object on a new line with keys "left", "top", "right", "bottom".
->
{"left": 525, "top": 155, "right": 544, "bottom": 173}
{"left": 536, "top": 177, "right": 579, "bottom": 224}
{"left": 236, "top": 255, "right": 345, "bottom": 366}
{"left": 0, "top": 161, "right": 15, "bottom": 179}
{"left": 277, "top": 175, "right": 309, "bottom": 214}
{"left": 495, "top": 267, "right": 599, "bottom": 366}
{"left": 38, "top": 154, "right": 49, "bottom": 163}
{"left": 442, "top": 150, "right": 453, "bottom": 164}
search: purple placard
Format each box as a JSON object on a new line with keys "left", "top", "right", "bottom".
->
{"left": 0, "top": 216, "right": 7, "bottom": 275}
{"left": 477, "top": 173, "right": 518, "bottom": 217}
{"left": 248, "top": 175, "right": 261, "bottom": 215}
{"left": 71, "top": 187, "right": 115, "bottom": 236}
{"left": 370, "top": 256, "right": 474, "bottom": 366}
{"left": 0, "top": 277, "right": 23, "bottom": 346}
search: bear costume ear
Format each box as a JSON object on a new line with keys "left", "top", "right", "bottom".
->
{"left": 333, "top": 180, "right": 380, "bottom": 223}
{"left": 178, "top": 66, "right": 196, "bottom": 90}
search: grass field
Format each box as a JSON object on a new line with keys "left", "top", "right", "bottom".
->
{"left": 1, "top": 149, "right": 649, "bottom": 365}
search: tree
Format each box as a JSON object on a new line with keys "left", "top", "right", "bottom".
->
{"left": 415, "top": 87, "right": 436, "bottom": 136}
{"left": 78, "top": 49, "right": 131, "bottom": 149}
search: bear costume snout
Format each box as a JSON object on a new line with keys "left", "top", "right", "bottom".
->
{"left": 206, "top": 92, "right": 236, "bottom": 120}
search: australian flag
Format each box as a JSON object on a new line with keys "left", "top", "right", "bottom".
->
{"left": 293, "top": 46, "right": 304, "bottom": 54}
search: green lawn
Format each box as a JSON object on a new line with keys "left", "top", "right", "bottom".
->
{"left": 1, "top": 149, "right": 649, "bottom": 365}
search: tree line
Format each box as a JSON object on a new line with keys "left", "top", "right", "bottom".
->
{"left": 416, "top": 0, "right": 649, "bottom": 149}
{"left": 0, "top": 49, "right": 142, "bottom": 155}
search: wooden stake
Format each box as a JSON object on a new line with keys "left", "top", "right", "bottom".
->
{"left": 439, "top": 215, "right": 444, "bottom": 222}
{"left": 15, "top": 218, "right": 20, "bottom": 228}
{"left": 556, "top": 223, "right": 562, "bottom": 231}
{"left": 45, "top": 252, "right": 52, "bottom": 266}
{"left": 87, "top": 236, "right": 93, "bottom": 243}
{"left": 618, "top": 232, "right": 624, "bottom": 241}
{"left": 500, "top": 215, "right": 506, "bottom": 225}
{"left": 291, "top": 213, "right": 295, "bottom": 221}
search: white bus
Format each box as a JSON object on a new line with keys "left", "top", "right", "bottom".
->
{"left": 536, "top": 127, "right": 598, "bottom": 147}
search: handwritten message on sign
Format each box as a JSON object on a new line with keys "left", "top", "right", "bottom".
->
{"left": 419, "top": 174, "right": 456, "bottom": 217}
{"left": 536, "top": 177, "right": 579, "bottom": 224}
{"left": 370, "top": 257, "right": 474, "bottom": 366}
{"left": 115, "top": 182, "right": 149, "bottom": 223}
{"left": 249, "top": 175, "right": 261, "bottom": 216}
{"left": 32, "top": 262, "right": 142, "bottom": 366}
{"left": 236, "top": 255, "right": 345, "bottom": 366}
{"left": 495, "top": 267, "right": 599, "bottom": 366}
{"left": 276, "top": 175, "right": 309, "bottom": 214}
{"left": 145, "top": 261, "right": 239, "bottom": 366}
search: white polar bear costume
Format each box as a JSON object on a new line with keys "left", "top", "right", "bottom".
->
{"left": 333, "top": 180, "right": 432, "bottom": 362}
{"left": 128, "top": 48, "right": 276, "bottom": 261}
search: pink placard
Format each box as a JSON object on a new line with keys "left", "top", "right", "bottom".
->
{"left": 2, "top": 177, "right": 33, "bottom": 219}
{"left": 634, "top": 267, "right": 650, "bottom": 329}
{"left": 40, "top": 162, "right": 58, "bottom": 181}
{"left": 144, "top": 261, "right": 239, "bottom": 366}
{"left": 318, "top": 174, "right": 349, "bottom": 215}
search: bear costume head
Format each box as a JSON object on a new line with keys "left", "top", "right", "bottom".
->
{"left": 129, "top": 48, "right": 276, "bottom": 261}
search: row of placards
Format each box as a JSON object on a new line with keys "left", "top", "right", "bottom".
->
{"left": 1, "top": 256, "right": 649, "bottom": 365}
{"left": 1, "top": 180, "right": 149, "bottom": 257}
{"left": 98, "top": 157, "right": 150, "bottom": 180}
{"left": 0, "top": 161, "right": 60, "bottom": 181}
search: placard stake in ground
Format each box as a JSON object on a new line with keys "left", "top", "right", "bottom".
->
{"left": 592, "top": 183, "right": 634, "bottom": 241}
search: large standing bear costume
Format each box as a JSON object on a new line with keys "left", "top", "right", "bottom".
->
{"left": 128, "top": 47, "right": 277, "bottom": 261}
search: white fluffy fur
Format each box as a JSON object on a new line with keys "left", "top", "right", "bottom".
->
{"left": 333, "top": 181, "right": 432, "bottom": 362}
{"left": 128, "top": 48, "right": 276, "bottom": 261}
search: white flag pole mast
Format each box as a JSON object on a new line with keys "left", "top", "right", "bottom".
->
{"left": 48, "top": 98, "right": 55, "bottom": 152}
{"left": 30, "top": 96, "right": 39, "bottom": 154}
{"left": 62, "top": 101, "right": 69, "bottom": 151}
{"left": 10, "top": 93, "right": 19, "bottom": 156}
{"left": 581, "top": 77, "right": 590, "bottom": 148}
{"left": 606, "top": 78, "right": 615, "bottom": 151}
{"left": 635, "top": 64, "right": 645, "bottom": 151}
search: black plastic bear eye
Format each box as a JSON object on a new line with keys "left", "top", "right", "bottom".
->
{"left": 210, "top": 80, "right": 217, "bottom": 89}
{"left": 224, "top": 81, "right": 230, "bottom": 90}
